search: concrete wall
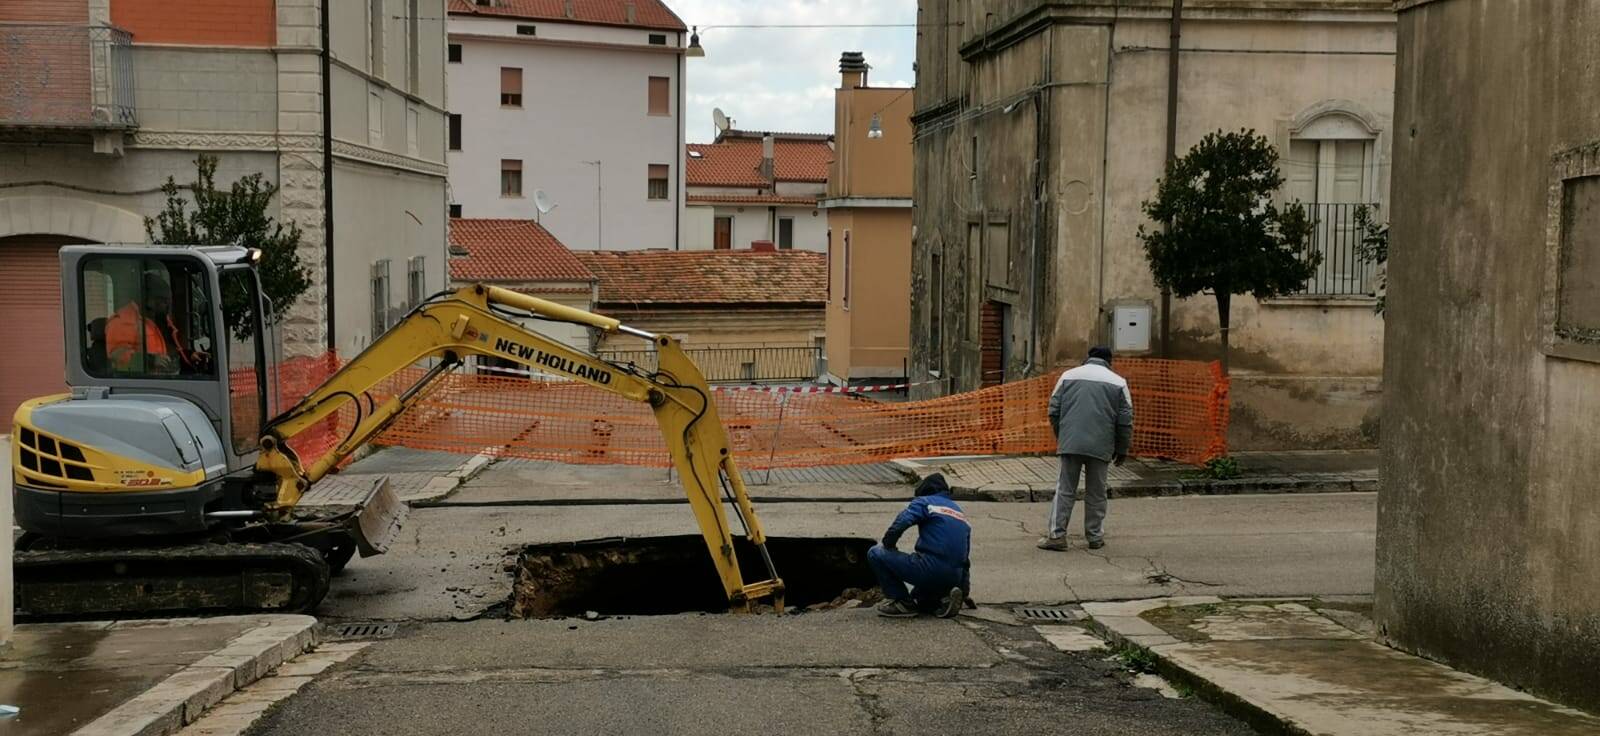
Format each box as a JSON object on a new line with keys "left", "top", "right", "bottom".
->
{"left": 1379, "top": 0, "right": 1600, "bottom": 713}
{"left": 331, "top": 161, "right": 448, "bottom": 355}
{"left": 681, "top": 204, "right": 713, "bottom": 249}
{"left": 446, "top": 17, "right": 684, "bottom": 249}
{"left": 830, "top": 85, "right": 913, "bottom": 199}
{"left": 697, "top": 203, "right": 826, "bottom": 252}
{"left": 594, "top": 307, "right": 824, "bottom": 350}
{"left": 0, "top": 435, "right": 10, "bottom": 649}
{"left": 909, "top": 1, "right": 1394, "bottom": 449}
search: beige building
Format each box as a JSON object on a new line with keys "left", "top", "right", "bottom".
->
{"left": 820, "top": 52, "right": 913, "bottom": 384}
{"left": 0, "top": 0, "right": 450, "bottom": 421}
{"left": 1380, "top": 0, "right": 1600, "bottom": 713}
{"left": 910, "top": 0, "right": 1394, "bottom": 449}
{"left": 683, "top": 130, "right": 832, "bottom": 252}
{"left": 577, "top": 249, "right": 826, "bottom": 382}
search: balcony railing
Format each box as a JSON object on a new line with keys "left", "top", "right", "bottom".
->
{"left": 1294, "top": 202, "right": 1380, "bottom": 297}
{"left": 0, "top": 23, "right": 136, "bottom": 129}
{"left": 599, "top": 346, "right": 824, "bottom": 383}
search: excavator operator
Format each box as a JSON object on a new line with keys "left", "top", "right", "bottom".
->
{"left": 105, "top": 268, "right": 204, "bottom": 375}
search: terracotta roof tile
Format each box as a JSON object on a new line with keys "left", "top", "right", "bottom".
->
{"left": 448, "top": 218, "right": 596, "bottom": 283}
{"left": 686, "top": 194, "right": 818, "bottom": 206}
{"left": 575, "top": 250, "right": 825, "bottom": 305}
{"left": 447, "top": 0, "right": 687, "bottom": 31}
{"left": 685, "top": 134, "right": 834, "bottom": 187}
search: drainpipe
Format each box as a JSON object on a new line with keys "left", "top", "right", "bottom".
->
{"left": 676, "top": 30, "right": 684, "bottom": 250}
{"left": 321, "top": 0, "right": 336, "bottom": 352}
{"left": 1160, "top": 0, "right": 1183, "bottom": 357}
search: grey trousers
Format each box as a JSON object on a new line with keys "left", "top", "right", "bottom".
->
{"left": 1047, "top": 454, "right": 1109, "bottom": 541}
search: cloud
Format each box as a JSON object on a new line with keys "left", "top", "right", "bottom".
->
{"left": 670, "top": 0, "right": 917, "bottom": 141}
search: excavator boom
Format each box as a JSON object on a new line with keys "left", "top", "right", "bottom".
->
{"left": 257, "top": 284, "right": 784, "bottom": 610}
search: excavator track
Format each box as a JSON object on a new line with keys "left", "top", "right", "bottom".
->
{"left": 15, "top": 542, "right": 331, "bottom": 620}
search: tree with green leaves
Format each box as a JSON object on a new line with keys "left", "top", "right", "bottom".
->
{"left": 145, "top": 154, "right": 312, "bottom": 339}
{"left": 1354, "top": 204, "right": 1389, "bottom": 315}
{"left": 1138, "top": 129, "right": 1319, "bottom": 372}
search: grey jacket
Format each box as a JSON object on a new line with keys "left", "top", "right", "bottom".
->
{"left": 1047, "top": 358, "right": 1134, "bottom": 462}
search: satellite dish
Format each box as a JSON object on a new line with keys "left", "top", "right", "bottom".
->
{"left": 533, "top": 190, "right": 555, "bottom": 221}
{"left": 713, "top": 107, "right": 730, "bottom": 133}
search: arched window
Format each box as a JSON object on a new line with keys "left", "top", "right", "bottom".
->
{"left": 1286, "top": 111, "right": 1379, "bottom": 206}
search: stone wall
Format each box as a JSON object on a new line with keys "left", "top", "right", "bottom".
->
{"left": 1380, "top": 0, "right": 1600, "bottom": 712}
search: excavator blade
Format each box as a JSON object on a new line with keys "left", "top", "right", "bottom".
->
{"left": 351, "top": 477, "right": 409, "bottom": 557}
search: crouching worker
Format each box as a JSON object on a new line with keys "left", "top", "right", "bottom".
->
{"left": 868, "top": 473, "right": 971, "bottom": 619}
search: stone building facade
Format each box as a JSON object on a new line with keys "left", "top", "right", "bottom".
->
{"left": 909, "top": 0, "right": 1394, "bottom": 449}
{"left": 0, "top": 0, "right": 449, "bottom": 420}
{"left": 1380, "top": 0, "right": 1600, "bottom": 713}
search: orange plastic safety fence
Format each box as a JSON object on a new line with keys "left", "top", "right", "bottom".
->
{"left": 246, "top": 355, "right": 1228, "bottom": 471}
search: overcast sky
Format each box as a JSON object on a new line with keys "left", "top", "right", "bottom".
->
{"left": 670, "top": 0, "right": 917, "bottom": 142}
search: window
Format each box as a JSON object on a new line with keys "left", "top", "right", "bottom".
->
{"left": 406, "top": 104, "right": 419, "bottom": 156}
{"left": 500, "top": 67, "right": 522, "bottom": 107}
{"left": 368, "top": 88, "right": 383, "bottom": 145}
{"left": 448, "top": 43, "right": 462, "bottom": 63}
{"left": 648, "top": 33, "right": 666, "bottom": 45}
{"left": 220, "top": 267, "right": 264, "bottom": 453}
{"left": 1287, "top": 113, "right": 1379, "bottom": 295}
{"left": 516, "top": 24, "right": 537, "bottom": 36}
{"left": 449, "top": 203, "right": 462, "bottom": 218}
{"left": 647, "top": 164, "right": 669, "bottom": 200}
{"left": 501, "top": 159, "right": 522, "bottom": 197}
{"left": 80, "top": 256, "right": 215, "bottom": 380}
{"left": 448, "top": 113, "right": 461, "bottom": 151}
{"left": 1544, "top": 144, "right": 1600, "bottom": 363}
{"left": 371, "top": 259, "right": 392, "bottom": 338}
{"left": 825, "top": 228, "right": 832, "bottom": 300}
{"left": 714, "top": 216, "right": 732, "bottom": 250}
{"left": 843, "top": 230, "right": 852, "bottom": 309}
{"left": 778, "top": 217, "right": 794, "bottom": 249}
{"left": 647, "top": 76, "right": 670, "bottom": 116}
{"left": 407, "top": 256, "right": 426, "bottom": 308}
{"left": 369, "top": 0, "right": 385, "bottom": 77}
{"left": 929, "top": 252, "right": 942, "bottom": 374}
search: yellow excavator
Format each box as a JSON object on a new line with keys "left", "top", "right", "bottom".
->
{"left": 10, "top": 245, "right": 783, "bottom": 618}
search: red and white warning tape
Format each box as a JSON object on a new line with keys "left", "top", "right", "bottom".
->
{"left": 470, "top": 364, "right": 919, "bottom": 393}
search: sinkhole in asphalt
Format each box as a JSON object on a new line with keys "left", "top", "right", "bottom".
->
{"left": 509, "top": 536, "right": 878, "bottom": 617}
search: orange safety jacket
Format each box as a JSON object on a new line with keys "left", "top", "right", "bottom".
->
{"left": 106, "top": 303, "right": 198, "bottom": 371}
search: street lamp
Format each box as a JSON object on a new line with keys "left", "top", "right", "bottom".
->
{"left": 867, "top": 113, "right": 884, "bottom": 139}
{"left": 686, "top": 26, "right": 704, "bottom": 57}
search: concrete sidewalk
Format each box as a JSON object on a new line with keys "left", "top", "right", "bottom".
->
{"left": 299, "top": 447, "right": 494, "bottom": 508}
{"left": 899, "top": 450, "right": 1378, "bottom": 502}
{"left": 1083, "top": 597, "right": 1600, "bottom": 735}
{"left": 0, "top": 615, "right": 316, "bottom": 736}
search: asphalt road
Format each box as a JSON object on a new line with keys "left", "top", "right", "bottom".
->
{"left": 319, "top": 489, "right": 1375, "bottom": 622}
{"left": 248, "top": 612, "right": 1253, "bottom": 736}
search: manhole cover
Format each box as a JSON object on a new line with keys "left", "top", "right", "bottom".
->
{"left": 327, "top": 622, "right": 398, "bottom": 640}
{"left": 1014, "top": 606, "right": 1081, "bottom": 622}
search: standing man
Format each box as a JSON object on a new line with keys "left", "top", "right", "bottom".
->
{"left": 1038, "top": 346, "right": 1133, "bottom": 551}
{"left": 868, "top": 473, "right": 971, "bottom": 618}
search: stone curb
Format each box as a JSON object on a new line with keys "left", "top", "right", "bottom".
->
{"left": 1080, "top": 598, "right": 1315, "bottom": 736}
{"left": 924, "top": 473, "right": 1378, "bottom": 502}
{"left": 408, "top": 448, "right": 497, "bottom": 504}
{"left": 70, "top": 615, "right": 319, "bottom": 736}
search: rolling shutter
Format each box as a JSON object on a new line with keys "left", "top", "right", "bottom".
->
{"left": 0, "top": 236, "right": 75, "bottom": 423}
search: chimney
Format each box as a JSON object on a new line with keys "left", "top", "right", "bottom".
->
{"left": 624, "top": 1, "right": 636, "bottom": 24}
{"left": 839, "top": 51, "right": 868, "bottom": 88}
{"left": 750, "top": 240, "right": 776, "bottom": 252}
{"left": 563, "top": 0, "right": 575, "bottom": 19}
{"left": 759, "top": 134, "right": 775, "bottom": 185}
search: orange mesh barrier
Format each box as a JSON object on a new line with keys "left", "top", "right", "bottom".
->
{"left": 251, "top": 356, "right": 1228, "bottom": 471}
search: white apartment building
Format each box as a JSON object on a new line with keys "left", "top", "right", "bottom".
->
{"left": 683, "top": 130, "right": 832, "bottom": 252}
{"left": 446, "top": 0, "right": 687, "bottom": 250}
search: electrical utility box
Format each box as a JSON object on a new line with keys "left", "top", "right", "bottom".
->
{"left": 1106, "top": 302, "right": 1153, "bottom": 353}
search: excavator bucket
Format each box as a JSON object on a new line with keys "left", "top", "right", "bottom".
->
{"left": 351, "top": 477, "right": 409, "bottom": 557}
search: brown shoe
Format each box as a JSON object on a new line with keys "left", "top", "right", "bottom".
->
{"left": 1087, "top": 538, "right": 1105, "bottom": 550}
{"left": 1036, "top": 536, "right": 1070, "bottom": 552}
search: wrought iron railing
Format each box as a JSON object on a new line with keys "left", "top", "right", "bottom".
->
{"left": 1294, "top": 202, "right": 1380, "bottom": 297}
{"left": 600, "top": 346, "right": 823, "bottom": 383}
{"left": 0, "top": 23, "right": 136, "bottom": 129}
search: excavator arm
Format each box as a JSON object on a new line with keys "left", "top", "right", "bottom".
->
{"left": 255, "top": 285, "right": 784, "bottom": 611}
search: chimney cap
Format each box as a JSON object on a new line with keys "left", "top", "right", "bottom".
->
{"left": 839, "top": 51, "right": 868, "bottom": 73}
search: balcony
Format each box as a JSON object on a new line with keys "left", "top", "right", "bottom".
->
{"left": 0, "top": 23, "right": 136, "bottom": 132}
{"left": 1294, "top": 202, "right": 1381, "bottom": 297}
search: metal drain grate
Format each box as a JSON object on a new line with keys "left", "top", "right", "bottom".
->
{"left": 327, "top": 622, "right": 398, "bottom": 641}
{"left": 1014, "top": 606, "right": 1081, "bottom": 623}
